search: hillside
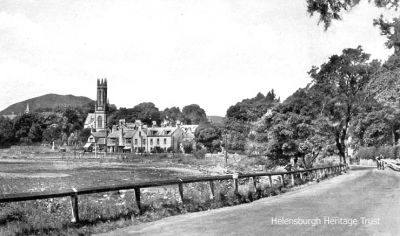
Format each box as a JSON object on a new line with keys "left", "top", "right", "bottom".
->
{"left": 207, "top": 115, "right": 225, "bottom": 125}
{"left": 0, "top": 94, "right": 93, "bottom": 115}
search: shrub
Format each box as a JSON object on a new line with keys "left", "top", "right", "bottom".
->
{"left": 355, "top": 145, "right": 400, "bottom": 160}
{"left": 183, "top": 143, "right": 193, "bottom": 154}
{"left": 193, "top": 149, "right": 207, "bottom": 159}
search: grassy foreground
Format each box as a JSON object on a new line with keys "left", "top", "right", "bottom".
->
{"left": 0, "top": 146, "right": 339, "bottom": 235}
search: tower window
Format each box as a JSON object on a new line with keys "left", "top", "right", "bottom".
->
{"left": 97, "top": 116, "right": 103, "bottom": 128}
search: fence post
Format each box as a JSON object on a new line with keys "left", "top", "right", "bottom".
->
{"left": 70, "top": 188, "right": 79, "bottom": 223}
{"left": 291, "top": 173, "right": 295, "bottom": 186}
{"left": 280, "top": 174, "right": 285, "bottom": 187}
{"left": 134, "top": 187, "right": 142, "bottom": 213}
{"left": 252, "top": 177, "right": 257, "bottom": 191}
{"left": 178, "top": 183, "right": 184, "bottom": 202}
{"left": 299, "top": 172, "right": 303, "bottom": 181}
{"left": 233, "top": 173, "right": 239, "bottom": 194}
{"left": 209, "top": 181, "right": 215, "bottom": 200}
{"left": 268, "top": 175, "right": 273, "bottom": 187}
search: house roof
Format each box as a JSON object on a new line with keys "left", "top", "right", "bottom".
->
{"left": 84, "top": 113, "right": 95, "bottom": 125}
{"left": 97, "top": 138, "right": 106, "bottom": 145}
{"left": 147, "top": 127, "right": 178, "bottom": 136}
{"left": 91, "top": 130, "right": 107, "bottom": 138}
{"left": 108, "top": 130, "right": 121, "bottom": 138}
{"left": 123, "top": 130, "right": 136, "bottom": 138}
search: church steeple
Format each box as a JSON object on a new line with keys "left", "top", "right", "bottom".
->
{"left": 96, "top": 78, "right": 107, "bottom": 111}
{"left": 95, "top": 78, "right": 107, "bottom": 131}
{"left": 25, "top": 103, "right": 30, "bottom": 114}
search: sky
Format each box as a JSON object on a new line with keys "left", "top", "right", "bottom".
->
{"left": 0, "top": 0, "right": 398, "bottom": 116}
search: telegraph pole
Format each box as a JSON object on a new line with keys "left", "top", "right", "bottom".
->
{"left": 225, "top": 133, "right": 228, "bottom": 167}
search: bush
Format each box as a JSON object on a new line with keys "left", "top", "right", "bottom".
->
{"left": 183, "top": 143, "right": 193, "bottom": 154}
{"left": 355, "top": 145, "right": 400, "bottom": 160}
{"left": 193, "top": 149, "right": 207, "bottom": 159}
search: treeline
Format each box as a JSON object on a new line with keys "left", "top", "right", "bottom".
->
{"left": 107, "top": 103, "right": 208, "bottom": 127}
{"left": 222, "top": 45, "right": 400, "bottom": 168}
{"left": 0, "top": 101, "right": 211, "bottom": 148}
{"left": 0, "top": 104, "right": 93, "bottom": 147}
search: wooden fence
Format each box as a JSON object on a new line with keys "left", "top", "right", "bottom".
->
{"left": 0, "top": 164, "right": 346, "bottom": 223}
{"left": 379, "top": 159, "right": 400, "bottom": 171}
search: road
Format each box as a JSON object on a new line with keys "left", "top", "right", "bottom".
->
{"left": 98, "top": 167, "right": 400, "bottom": 236}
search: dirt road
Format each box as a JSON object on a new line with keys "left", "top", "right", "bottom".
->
{"left": 99, "top": 167, "right": 400, "bottom": 236}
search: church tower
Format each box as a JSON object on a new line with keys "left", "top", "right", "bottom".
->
{"left": 95, "top": 78, "right": 107, "bottom": 131}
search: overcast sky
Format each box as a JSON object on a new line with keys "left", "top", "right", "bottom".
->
{"left": 0, "top": 0, "right": 397, "bottom": 116}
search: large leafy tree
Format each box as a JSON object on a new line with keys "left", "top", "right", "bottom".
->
{"left": 133, "top": 102, "right": 162, "bottom": 125}
{"left": 43, "top": 125, "right": 62, "bottom": 144}
{"left": 308, "top": 46, "right": 378, "bottom": 164}
{"left": 252, "top": 88, "right": 331, "bottom": 167}
{"left": 194, "top": 122, "right": 222, "bottom": 152}
{"left": 162, "top": 107, "right": 185, "bottom": 123}
{"left": 224, "top": 90, "right": 279, "bottom": 153}
{"left": 182, "top": 104, "right": 207, "bottom": 125}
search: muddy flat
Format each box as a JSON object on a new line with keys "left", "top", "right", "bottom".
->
{"left": 100, "top": 167, "right": 400, "bottom": 236}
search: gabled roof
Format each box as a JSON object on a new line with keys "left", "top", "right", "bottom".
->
{"left": 107, "top": 130, "right": 121, "bottom": 138}
{"left": 123, "top": 130, "right": 136, "bottom": 138}
{"left": 91, "top": 130, "right": 107, "bottom": 138}
{"left": 147, "top": 127, "right": 178, "bottom": 136}
{"left": 84, "top": 113, "right": 95, "bottom": 125}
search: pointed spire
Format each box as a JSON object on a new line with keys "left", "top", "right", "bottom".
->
{"left": 25, "top": 103, "right": 30, "bottom": 114}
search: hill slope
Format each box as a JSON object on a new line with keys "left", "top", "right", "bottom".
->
{"left": 207, "top": 115, "right": 225, "bottom": 125}
{"left": 0, "top": 94, "right": 93, "bottom": 115}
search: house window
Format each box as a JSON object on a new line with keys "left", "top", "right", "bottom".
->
{"left": 164, "top": 138, "right": 167, "bottom": 145}
{"left": 139, "top": 131, "right": 141, "bottom": 137}
{"left": 157, "top": 139, "right": 160, "bottom": 145}
{"left": 150, "top": 139, "right": 153, "bottom": 145}
{"left": 135, "top": 139, "right": 138, "bottom": 145}
{"left": 143, "top": 139, "right": 146, "bottom": 145}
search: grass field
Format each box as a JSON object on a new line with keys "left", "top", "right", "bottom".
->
{"left": 0, "top": 146, "right": 338, "bottom": 235}
{"left": 0, "top": 158, "right": 200, "bottom": 194}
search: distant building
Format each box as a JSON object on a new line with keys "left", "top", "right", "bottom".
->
{"left": 25, "top": 103, "right": 30, "bottom": 114}
{"left": 84, "top": 79, "right": 195, "bottom": 153}
{"left": 2, "top": 103, "right": 30, "bottom": 120}
{"left": 2, "top": 112, "right": 17, "bottom": 120}
{"left": 84, "top": 79, "right": 107, "bottom": 131}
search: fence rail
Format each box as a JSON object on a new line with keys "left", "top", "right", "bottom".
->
{"left": 0, "top": 164, "right": 346, "bottom": 223}
{"left": 379, "top": 159, "right": 400, "bottom": 171}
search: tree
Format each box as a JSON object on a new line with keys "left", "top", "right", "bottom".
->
{"left": 306, "top": 0, "right": 398, "bottom": 30}
{"left": 226, "top": 90, "right": 279, "bottom": 122}
{"left": 28, "top": 123, "right": 43, "bottom": 143}
{"left": 132, "top": 102, "right": 161, "bottom": 126}
{"left": 14, "top": 113, "right": 39, "bottom": 143}
{"left": 182, "top": 104, "right": 207, "bottom": 124}
{"left": 43, "top": 125, "right": 62, "bottom": 144}
{"left": 308, "top": 46, "right": 377, "bottom": 165}
{"left": 0, "top": 117, "right": 15, "bottom": 146}
{"left": 162, "top": 107, "right": 185, "bottom": 123}
{"left": 252, "top": 88, "right": 331, "bottom": 167}
{"left": 78, "top": 128, "right": 92, "bottom": 144}
{"left": 194, "top": 122, "right": 222, "bottom": 153}
{"left": 224, "top": 90, "right": 280, "bottom": 153}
